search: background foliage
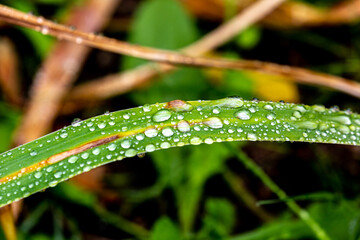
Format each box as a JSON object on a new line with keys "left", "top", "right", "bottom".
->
{"left": 1, "top": 0, "right": 360, "bottom": 239}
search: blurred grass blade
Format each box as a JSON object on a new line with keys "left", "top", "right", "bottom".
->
{"left": 257, "top": 192, "right": 338, "bottom": 206}
{"left": 1, "top": 97, "right": 360, "bottom": 207}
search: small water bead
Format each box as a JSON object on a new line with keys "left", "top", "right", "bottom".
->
{"left": 123, "top": 114, "right": 130, "bottom": 119}
{"left": 54, "top": 172, "right": 62, "bottom": 179}
{"left": 68, "top": 156, "right": 78, "bottom": 163}
{"left": 162, "top": 127, "right": 174, "bottom": 137}
{"left": 263, "top": 104, "right": 273, "bottom": 110}
{"left": 166, "top": 100, "right": 194, "bottom": 112}
{"left": 34, "top": 172, "right": 42, "bottom": 179}
{"left": 354, "top": 119, "right": 360, "bottom": 126}
{"left": 81, "top": 153, "right": 89, "bottom": 159}
{"left": 266, "top": 114, "right": 275, "bottom": 120}
{"left": 143, "top": 104, "right": 152, "bottom": 112}
{"left": 98, "top": 123, "right": 106, "bottom": 129}
{"left": 60, "top": 133, "right": 68, "bottom": 138}
{"left": 136, "top": 133, "right": 145, "bottom": 141}
{"left": 92, "top": 148, "right": 100, "bottom": 155}
{"left": 125, "top": 149, "right": 137, "bottom": 157}
{"left": 145, "top": 144, "right": 156, "bottom": 152}
{"left": 160, "top": 142, "right": 171, "bottom": 149}
{"left": 247, "top": 133, "right": 257, "bottom": 141}
{"left": 204, "top": 138, "right": 214, "bottom": 144}
{"left": 212, "top": 108, "right": 220, "bottom": 114}
{"left": 152, "top": 109, "right": 172, "bottom": 122}
{"left": 30, "top": 151, "right": 37, "bottom": 156}
{"left": 293, "top": 111, "right": 302, "bottom": 119}
{"left": 121, "top": 140, "right": 131, "bottom": 149}
{"left": 72, "top": 118, "right": 82, "bottom": 127}
{"left": 330, "top": 116, "right": 351, "bottom": 125}
{"left": 204, "top": 117, "right": 223, "bottom": 129}
{"left": 235, "top": 110, "right": 251, "bottom": 120}
{"left": 177, "top": 120, "right": 191, "bottom": 132}
{"left": 190, "top": 137, "right": 202, "bottom": 145}
{"left": 145, "top": 128, "right": 158, "bottom": 138}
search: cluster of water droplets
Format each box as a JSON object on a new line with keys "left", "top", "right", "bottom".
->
{"left": 1, "top": 97, "right": 360, "bottom": 207}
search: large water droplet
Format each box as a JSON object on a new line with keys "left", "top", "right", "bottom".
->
{"left": 108, "top": 143, "right": 117, "bottom": 151}
{"left": 338, "top": 125, "right": 350, "bottom": 134}
{"left": 160, "top": 142, "right": 171, "bottom": 149}
{"left": 177, "top": 120, "right": 191, "bottom": 132}
{"left": 54, "top": 172, "right": 62, "bottom": 179}
{"left": 34, "top": 172, "right": 42, "bottom": 179}
{"left": 295, "top": 121, "right": 318, "bottom": 130}
{"left": 60, "top": 133, "right": 68, "bottom": 138}
{"left": 125, "top": 149, "right": 137, "bottom": 157}
{"left": 263, "top": 104, "right": 273, "bottom": 110}
{"left": 214, "top": 97, "right": 243, "bottom": 108}
{"left": 247, "top": 133, "right": 257, "bottom": 141}
{"left": 153, "top": 109, "right": 172, "bottom": 122}
{"left": 162, "top": 127, "right": 174, "bottom": 137}
{"left": 235, "top": 110, "right": 251, "bottom": 120}
{"left": 142, "top": 104, "right": 152, "bottom": 112}
{"left": 204, "top": 117, "right": 223, "bottom": 129}
{"left": 166, "top": 100, "right": 194, "bottom": 112}
{"left": 145, "top": 128, "right": 158, "bottom": 138}
{"left": 330, "top": 116, "right": 351, "bottom": 125}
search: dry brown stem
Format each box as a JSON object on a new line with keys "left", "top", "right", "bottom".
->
{"left": 0, "top": 37, "right": 22, "bottom": 107}
{"left": 11, "top": 0, "right": 118, "bottom": 145}
{"left": 181, "top": 0, "right": 360, "bottom": 27}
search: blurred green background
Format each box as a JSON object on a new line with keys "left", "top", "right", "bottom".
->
{"left": 1, "top": 0, "right": 360, "bottom": 239}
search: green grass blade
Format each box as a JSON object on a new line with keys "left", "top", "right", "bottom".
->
{"left": 0, "top": 98, "right": 359, "bottom": 207}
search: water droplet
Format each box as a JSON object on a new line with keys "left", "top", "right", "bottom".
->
{"left": 81, "top": 153, "right": 89, "bottom": 159}
{"left": 160, "top": 142, "right": 171, "bottom": 149}
{"left": 98, "top": 123, "right": 106, "bottom": 129}
{"left": 295, "top": 121, "right": 318, "bottom": 130}
{"left": 247, "top": 133, "right": 257, "bottom": 141}
{"left": 266, "top": 114, "right": 275, "bottom": 120}
{"left": 235, "top": 110, "right": 251, "bottom": 120}
{"left": 54, "top": 172, "right": 62, "bottom": 179}
{"left": 145, "top": 128, "right": 158, "bottom": 138}
{"left": 136, "top": 134, "right": 145, "bottom": 140}
{"left": 72, "top": 118, "right": 82, "bottom": 127}
{"left": 312, "top": 105, "right": 325, "bottom": 112}
{"left": 204, "top": 138, "right": 214, "bottom": 144}
{"left": 123, "top": 114, "right": 130, "bottom": 119}
{"left": 34, "top": 172, "right": 42, "bottom": 179}
{"left": 204, "top": 117, "right": 223, "bottom": 129}
{"left": 153, "top": 109, "right": 172, "bottom": 122}
{"left": 338, "top": 125, "right": 350, "bottom": 134}
{"left": 30, "top": 151, "right": 37, "bottom": 156}
{"left": 125, "top": 149, "right": 137, "bottom": 157}
{"left": 263, "top": 104, "right": 273, "bottom": 110}
{"left": 143, "top": 104, "right": 152, "bottom": 112}
{"left": 49, "top": 181, "right": 58, "bottom": 187}
{"left": 121, "top": 140, "right": 131, "bottom": 149}
{"left": 177, "top": 120, "right": 191, "bottom": 132}
{"left": 92, "top": 148, "right": 100, "bottom": 155}
{"left": 212, "top": 108, "right": 220, "bottom": 114}
{"left": 166, "top": 100, "right": 194, "bottom": 112}
{"left": 60, "top": 133, "right": 68, "bottom": 138}
{"left": 108, "top": 143, "right": 117, "bottom": 151}
{"left": 330, "top": 116, "right": 351, "bottom": 125}
{"left": 215, "top": 97, "right": 243, "bottom": 108}
{"left": 293, "top": 111, "right": 302, "bottom": 119}
{"left": 293, "top": 105, "right": 306, "bottom": 113}
{"left": 75, "top": 37, "right": 83, "bottom": 44}
{"left": 68, "top": 156, "right": 78, "bottom": 163}
{"left": 162, "top": 127, "right": 174, "bottom": 137}
{"left": 145, "top": 144, "right": 156, "bottom": 152}
{"left": 190, "top": 137, "right": 202, "bottom": 145}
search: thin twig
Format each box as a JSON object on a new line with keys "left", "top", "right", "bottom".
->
{"left": 12, "top": 0, "right": 118, "bottom": 145}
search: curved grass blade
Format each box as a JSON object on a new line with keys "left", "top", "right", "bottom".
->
{"left": 1, "top": 97, "right": 360, "bottom": 207}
